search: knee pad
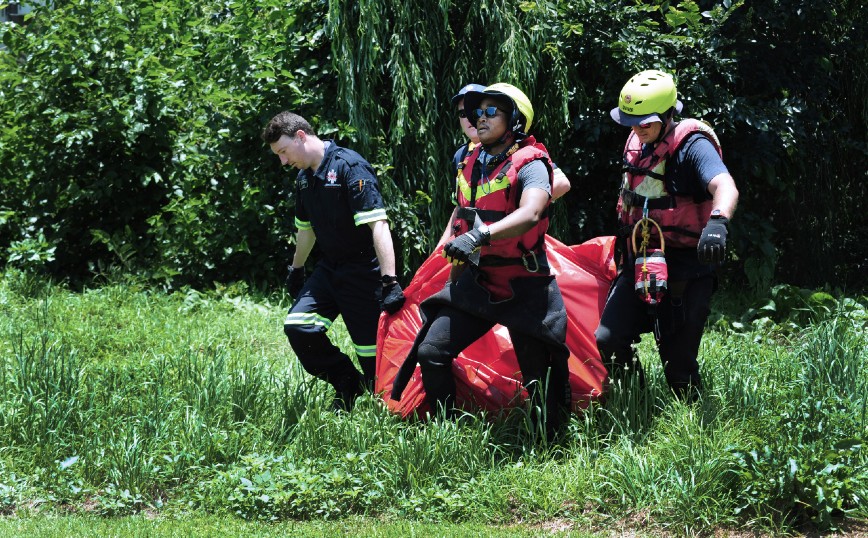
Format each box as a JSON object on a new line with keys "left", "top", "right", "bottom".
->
{"left": 417, "top": 342, "right": 453, "bottom": 370}
{"left": 594, "top": 325, "right": 613, "bottom": 349}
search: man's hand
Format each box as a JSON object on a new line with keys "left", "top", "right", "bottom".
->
{"left": 377, "top": 280, "right": 406, "bottom": 314}
{"left": 285, "top": 265, "right": 306, "bottom": 299}
{"left": 443, "top": 228, "right": 490, "bottom": 265}
{"left": 698, "top": 217, "right": 729, "bottom": 264}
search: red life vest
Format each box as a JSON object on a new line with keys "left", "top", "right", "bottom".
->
{"left": 454, "top": 136, "right": 553, "bottom": 275}
{"left": 617, "top": 119, "right": 722, "bottom": 249}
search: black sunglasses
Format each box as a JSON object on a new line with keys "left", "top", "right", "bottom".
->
{"left": 473, "top": 106, "right": 503, "bottom": 120}
{"left": 457, "top": 109, "right": 467, "bottom": 119}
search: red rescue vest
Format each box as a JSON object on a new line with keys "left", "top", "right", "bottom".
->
{"left": 454, "top": 136, "right": 553, "bottom": 273}
{"left": 617, "top": 119, "right": 722, "bottom": 249}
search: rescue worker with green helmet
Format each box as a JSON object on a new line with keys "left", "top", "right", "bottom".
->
{"left": 392, "top": 83, "right": 571, "bottom": 440}
{"left": 595, "top": 69, "right": 739, "bottom": 400}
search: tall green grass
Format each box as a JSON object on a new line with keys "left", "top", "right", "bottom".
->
{"left": 0, "top": 269, "right": 865, "bottom": 534}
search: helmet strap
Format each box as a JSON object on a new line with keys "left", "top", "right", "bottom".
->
{"left": 485, "top": 130, "right": 515, "bottom": 152}
{"left": 653, "top": 107, "right": 676, "bottom": 144}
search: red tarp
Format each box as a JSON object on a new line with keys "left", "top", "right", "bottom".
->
{"left": 375, "top": 235, "right": 617, "bottom": 419}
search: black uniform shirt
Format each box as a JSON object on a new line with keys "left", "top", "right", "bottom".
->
{"left": 294, "top": 141, "right": 388, "bottom": 263}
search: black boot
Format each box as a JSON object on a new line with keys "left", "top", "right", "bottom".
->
{"left": 358, "top": 356, "right": 376, "bottom": 393}
{"left": 419, "top": 367, "right": 457, "bottom": 420}
{"left": 330, "top": 370, "right": 364, "bottom": 412}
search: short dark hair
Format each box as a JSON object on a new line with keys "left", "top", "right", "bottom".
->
{"left": 261, "top": 111, "right": 315, "bottom": 144}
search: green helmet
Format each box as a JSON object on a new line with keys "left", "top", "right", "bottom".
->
{"left": 610, "top": 70, "right": 684, "bottom": 126}
{"left": 464, "top": 82, "right": 535, "bottom": 134}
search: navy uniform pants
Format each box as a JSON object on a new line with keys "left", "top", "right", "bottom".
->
{"left": 284, "top": 258, "right": 380, "bottom": 392}
{"left": 595, "top": 272, "right": 714, "bottom": 399}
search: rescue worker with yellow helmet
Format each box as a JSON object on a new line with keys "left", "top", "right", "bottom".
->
{"left": 392, "top": 83, "right": 571, "bottom": 440}
{"left": 435, "top": 83, "right": 572, "bottom": 249}
{"left": 595, "top": 69, "right": 739, "bottom": 401}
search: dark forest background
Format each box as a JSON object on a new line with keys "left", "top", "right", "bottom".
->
{"left": 1, "top": 0, "right": 865, "bottom": 292}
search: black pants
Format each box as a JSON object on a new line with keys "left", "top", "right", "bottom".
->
{"left": 595, "top": 272, "right": 714, "bottom": 399}
{"left": 416, "top": 305, "right": 569, "bottom": 434}
{"left": 283, "top": 258, "right": 380, "bottom": 391}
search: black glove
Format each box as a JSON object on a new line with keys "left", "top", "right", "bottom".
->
{"left": 285, "top": 265, "right": 306, "bottom": 298}
{"left": 443, "top": 228, "right": 490, "bottom": 265}
{"left": 377, "top": 280, "right": 406, "bottom": 314}
{"left": 698, "top": 217, "right": 729, "bottom": 265}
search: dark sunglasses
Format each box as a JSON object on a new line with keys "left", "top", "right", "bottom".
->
{"left": 457, "top": 109, "right": 467, "bottom": 119}
{"left": 473, "top": 106, "right": 503, "bottom": 120}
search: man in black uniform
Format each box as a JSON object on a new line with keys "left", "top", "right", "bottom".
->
{"left": 261, "top": 111, "right": 405, "bottom": 411}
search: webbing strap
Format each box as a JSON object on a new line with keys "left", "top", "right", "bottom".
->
{"left": 479, "top": 251, "right": 549, "bottom": 272}
{"left": 620, "top": 188, "right": 675, "bottom": 210}
{"left": 456, "top": 206, "right": 507, "bottom": 224}
{"left": 622, "top": 161, "right": 665, "bottom": 180}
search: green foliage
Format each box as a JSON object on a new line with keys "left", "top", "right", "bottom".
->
{"left": 328, "top": 0, "right": 573, "bottom": 253}
{"left": 1, "top": 0, "right": 865, "bottom": 290}
{"left": 2, "top": 275, "right": 867, "bottom": 534}
{"left": 200, "top": 453, "right": 378, "bottom": 520}
{"left": 720, "top": 284, "right": 867, "bottom": 335}
{"left": 0, "top": 0, "right": 334, "bottom": 287}
{"left": 728, "top": 318, "right": 868, "bottom": 531}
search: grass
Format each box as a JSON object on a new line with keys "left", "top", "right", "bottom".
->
{"left": 0, "top": 515, "right": 607, "bottom": 538}
{"left": 0, "top": 269, "right": 866, "bottom": 535}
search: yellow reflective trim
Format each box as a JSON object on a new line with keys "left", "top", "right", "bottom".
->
{"left": 634, "top": 161, "right": 667, "bottom": 199}
{"left": 294, "top": 217, "right": 312, "bottom": 231}
{"left": 455, "top": 173, "right": 511, "bottom": 202}
{"left": 354, "top": 208, "right": 388, "bottom": 226}
{"left": 354, "top": 344, "right": 377, "bottom": 357}
{"left": 284, "top": 312, "right": 332, "bottom": 329}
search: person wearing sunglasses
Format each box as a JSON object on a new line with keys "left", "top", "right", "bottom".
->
{"left": 261, "top": 111, "right": 405, "bottom": 412}
{"left": 436, "top": 84, "right": 572, "bottom": 248}
{"left": 595, "top": 69, "right": 739, "bottom": 402}
{"left": 392, "top": 83, "right": 572, "bottom": 441}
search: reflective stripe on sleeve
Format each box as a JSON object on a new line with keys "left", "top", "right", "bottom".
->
{"left": 294, "top": 217, "right": 313, "bottom": 231}
{"left": 353, "top": 208, "right": 388, "bottom": 226}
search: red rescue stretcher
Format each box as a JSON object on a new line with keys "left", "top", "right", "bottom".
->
{"left": 375, "top": 235, "right": 617, "bottom": 419}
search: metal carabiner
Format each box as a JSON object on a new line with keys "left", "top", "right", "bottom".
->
{"left": 521, "top": 251, "right": 540, "bottom": 273}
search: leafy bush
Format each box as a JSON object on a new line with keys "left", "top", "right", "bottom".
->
{"left": 729, "top": 318, "right": 868, "bottom": 531}
{"left": 2, "top": 0, "right": 865, "bottom": 291}
{"left": 0, "top": 0, "right": 335, "bottom": 287}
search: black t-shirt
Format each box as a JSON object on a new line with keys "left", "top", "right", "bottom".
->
{"left": 295, "top": 141, "right": 387, "bottom": 263}
{"left": 657, "top": 133, "right": 729, "bottom": 198}
{"left": 640, "top": 132, "right": 730, "bottom": 279}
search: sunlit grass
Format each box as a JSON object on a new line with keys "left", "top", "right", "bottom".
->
{"left": 0, "top": 270, "right": 865, "bottom": 535}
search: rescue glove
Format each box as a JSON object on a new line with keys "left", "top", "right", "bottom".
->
{"left": 377, "top": 279, "right": 406, "bottom": 314}
{"left": 285, "top": 265, "right": 306, "bottom": 299}
{"left": 697, "top": 217, "right": 729, "bottom": 265}
{"left": 443, "top": 227, "right": 491, "bottom": 266}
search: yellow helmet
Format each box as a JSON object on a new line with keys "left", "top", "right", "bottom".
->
{"left": 464, "top": 82, "right": 534, "bottom": 134}
{"left": 610, "top": 70, "right": 684, "bottom": 126}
